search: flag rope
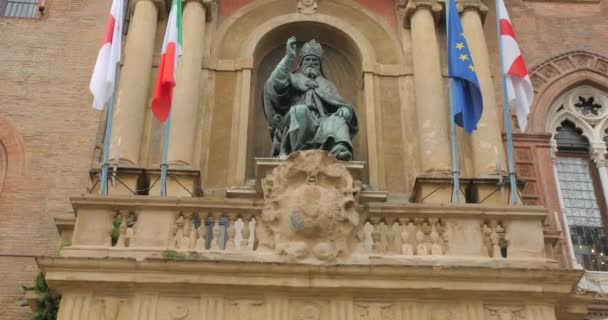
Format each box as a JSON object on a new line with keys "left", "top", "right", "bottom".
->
{"left": 495, "top": 0, "right": 518, "bottom": 205}
{"left": 446, "top": 0, "right": 461, "bottom": 204}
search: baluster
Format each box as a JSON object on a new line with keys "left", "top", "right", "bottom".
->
{"left": 241, "top": 215, "right": 251, "bottom": 251}
{"left": 226, "top": 213, "right": 237, "bottom": 250}
{"left": 399, "top": 218, "right": 413, "bottom": 255}
{"left": 384, "top": 217, "right": 397, "bottom": 254}
{"left": 482, "top": 222, "right": 493, "bottom": 257}
{"left": 211, "top": 212, "right": 222, "bottom": 251}
{"left": 414, "top": 218, "right": 427, "bottom": 256}
{"left": 173, "top": 214, "right": 186, "bottom": 250}
{"left": 179, "top": 212, "right": 192, "bottom": 250}
{"left": 195, "top": 212, "right": 208, "bottom": 251}
{"left": 371, "top": 217, "right": 383, "bottom": 254}
{"left": 429, "top": 218, "right": 443, "bottom": 256}
{"left": 114, "top": 211, "right": 128, "bottom": 248}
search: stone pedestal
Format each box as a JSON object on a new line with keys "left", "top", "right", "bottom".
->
{"left": 89, "top": 167, "right": 145, "bottom": 196}
{"left": 147, "top": 169, "right": 202, "bottom": 197}
{"left": 412, "top": 176, "right": 523, "bottom": 204}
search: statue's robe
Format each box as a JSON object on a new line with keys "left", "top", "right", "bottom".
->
{"left": 263, "top": 65, "right": 358, "bottom": 157}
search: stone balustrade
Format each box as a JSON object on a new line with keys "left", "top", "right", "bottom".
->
{"left": 63, "top": 195, "right": 556, "bottom": 269}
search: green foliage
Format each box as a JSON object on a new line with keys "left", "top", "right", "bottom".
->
{"left": 32, "top": 272, "right": 60, "bottom": 320}
{"left": 162, "top": 250, "right": 186, "bottom": 260}
{"left": 111, "top": 215, "right": 121, "bottom": 246}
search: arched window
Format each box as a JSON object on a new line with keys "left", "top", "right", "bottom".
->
{"left": 549, "top": 86, "right": 608, "bottom": 271}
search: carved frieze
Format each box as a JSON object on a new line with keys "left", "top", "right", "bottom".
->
{"left": 257, "top": 150, "right": 362, "bottom": 263}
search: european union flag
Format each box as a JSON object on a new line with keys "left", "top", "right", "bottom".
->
{"left": 447, "top": 0, "right": 483, "bottom": 134}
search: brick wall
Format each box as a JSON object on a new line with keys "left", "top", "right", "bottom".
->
{"left": 0, "top": 0, "right": 106, "bottom": 318}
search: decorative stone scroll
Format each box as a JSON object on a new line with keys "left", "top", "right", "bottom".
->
{"left": 257, "top": 150, "right": 363, "bottom": 262}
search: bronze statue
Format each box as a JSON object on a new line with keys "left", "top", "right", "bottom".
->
{"left": 262, "top": 37, "right": 358, "bottom": 161}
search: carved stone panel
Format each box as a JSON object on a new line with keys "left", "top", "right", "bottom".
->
{"left": 257, "top": 150, "right": 363, "bottom": 263}
{"left": 485, "top": 305, "right": 527, "bottom": 320}
{"left": 355, "top": 301, "right": 396, "bottom": 320}
{"left": 227, "top": 298, "right": 266, "bottom": 320}
{"left": 290, "top": 300, "right": 327, "bottom": 320}
{"left": 156, "top": 297, "right": 199, "bottom": 320}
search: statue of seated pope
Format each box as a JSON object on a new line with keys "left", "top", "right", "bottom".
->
{"left": 262, "top": 37, "right": 359, "bottom": 161}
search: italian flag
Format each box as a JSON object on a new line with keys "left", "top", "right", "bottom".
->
{"left": 89, "top": 0, "right": 124, "bottom": 110}
{"left": 498, "top": 0, "right": 534, "bottom": 132}
{"left": 151, "top": 0, "right": 182, "bottom": 123}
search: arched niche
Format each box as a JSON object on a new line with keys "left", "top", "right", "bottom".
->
{"left": 248, "top": 21, "right": 366, "bottom": 179}
{"left": 207, "top": 1, "right": 407, "bottom": 187}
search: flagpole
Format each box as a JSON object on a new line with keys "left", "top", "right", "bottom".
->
{"left": 446, "top": 0, "right": 460, "bottom": 204}
{"left": 100, "top": 0, "right": 126, "bottom": 196}
{"left": 160, "top": 112, "right": 172, "bottom": 196}
{"left": 495, "top": 0, "right": 518, "bottom": 205}
{"left": 100, "top": 69, "right": 119, "bottom": 195}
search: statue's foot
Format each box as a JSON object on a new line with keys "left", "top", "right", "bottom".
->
{"left": 330, "top": 144, "right": 353, "bottom": 161}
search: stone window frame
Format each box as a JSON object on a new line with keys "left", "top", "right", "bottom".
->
{"left": 547, "top": 85, "right": 608, "bottom": 271}
{"left": 0, "top": 0, "right": 45, "bottom": 18}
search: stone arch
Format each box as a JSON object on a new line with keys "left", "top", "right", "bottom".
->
{"left": 0, "top": 116, "right": 26, "bottom": 193}
{"left": 211, "top": 0, "right": 404, "bottom": 66}
{"left": 545, "top": 85, "right": 608, "bottom": 155}
{"left": 209, "top": 0, "right": 408, "bottom": 185}
{"left": 527, "top": 50, "right": 608, "bottom": 134}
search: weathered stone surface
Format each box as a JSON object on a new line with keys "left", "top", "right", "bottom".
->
{"left": 257, "top": 150, "right": 362, "bottom": 262}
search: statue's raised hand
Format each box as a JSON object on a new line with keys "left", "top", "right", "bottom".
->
{"left": 286, "top": 36, "right": 297, "bottom": 59}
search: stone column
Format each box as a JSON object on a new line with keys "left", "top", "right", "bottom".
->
{"left": 405, "top": 0, "right": 451, "bottom": 176}
{"left": 167, "top": 0, "right": 210, "bottom": 166}
{"left": 592, "top": 145, "right": 608, "bottom": 203}
{"left": 459, "top": 2, "right": 507, "bottom": 177}
{"left": 109, "top": 0, "right": 160, "bottom": 165}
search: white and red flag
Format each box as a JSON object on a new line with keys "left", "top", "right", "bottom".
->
{"left": 89, "top": 0, "right": 124, "bottom": 110}
{"left": 151, "top": 0, "right": 183, "bottom": 123}
{"left": 498, "top": 0, "right": 534, "bottom": 132}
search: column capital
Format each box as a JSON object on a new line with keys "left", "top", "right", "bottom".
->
{"left": 457, "top": 0, "right": 488, "bottom": 24}
{"left": 183, "top": 0, "right": 217, "bottom": 20}
{"left": 592, "top": 145, "right": 608, "bottom": 168}
{"left": 128, "top": 0, "right": 164, "bottom": 19}
{"left": 399, "top": 0, "right": 443, "bottom": 29}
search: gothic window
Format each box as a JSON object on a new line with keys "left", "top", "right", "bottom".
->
{"left": 548, "top": 86, "right": 608, "bottom": 271}
{"left": 0, "top": 0, "right": 41, "bottom": 18}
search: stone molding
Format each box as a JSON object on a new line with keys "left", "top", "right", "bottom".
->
{"left": 38, "top": 256, "right": 582, "bottom": 294}
{"left": 529, "top": 50, "right": 608, "bottom": 94}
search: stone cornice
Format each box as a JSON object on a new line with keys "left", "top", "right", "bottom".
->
{"left": 38, "top": 256, "right": 583, "bottom": 297}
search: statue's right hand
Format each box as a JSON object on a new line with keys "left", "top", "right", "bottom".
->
{"left": 286, "top": 36, "right": 297, "bottom": 58}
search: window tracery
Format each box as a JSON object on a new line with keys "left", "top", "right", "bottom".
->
{"left": 548, "top": 85, "right": 608, "bottom": 271}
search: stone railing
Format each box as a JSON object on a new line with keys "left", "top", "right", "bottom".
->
{"left": 62, "top": 151, "right": 558, "bottom": 267}
{"left": 62, "top": 194, "right": 555, "bottom": 268}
